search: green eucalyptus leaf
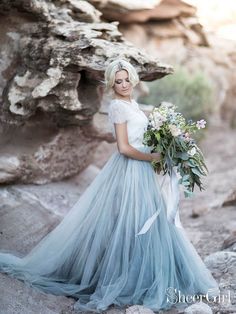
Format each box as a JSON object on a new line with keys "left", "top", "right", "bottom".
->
{"left": 176, "top": 152, "right": 189, "bottom": 160}
{"left": 155, "top": 132, "right": 161, "bottom": 141}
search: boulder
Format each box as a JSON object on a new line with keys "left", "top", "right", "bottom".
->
{"left": 0, "top": 0, "right": 173, "bottom": 184}
{"left": 222, "top": 230, "right": 236, "bottom": 251}
{"left": 89, "top": 0, "right": 196, "bottom": 23}
{"left": 184, "top": 301, "right": 212, "bottom": 314}
{"left": 126, "top": 305, "right": 155, "bottom": 314}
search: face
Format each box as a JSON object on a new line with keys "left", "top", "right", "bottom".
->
{"left": 113, "top": 70, "right": 133, "bottom": 99}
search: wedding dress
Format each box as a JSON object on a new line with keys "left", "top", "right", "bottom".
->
{"left": 0, "top": 98, "right": 220, "bottom": 313}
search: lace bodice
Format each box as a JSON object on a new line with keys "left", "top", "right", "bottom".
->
{"left": 108, "top": 98, "right": 149, "bottom": 149}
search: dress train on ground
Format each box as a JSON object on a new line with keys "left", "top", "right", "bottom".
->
{"left": 0, "top": 146, "right": 220, "bottom": 313}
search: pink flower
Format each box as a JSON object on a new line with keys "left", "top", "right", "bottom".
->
{"left": 196, "top": 119, "right": 206, "bottom": 129}
{"left": 169, "top": 124, "right": 181, "bottom": 137}
{"left": 184, "top": 132, "right": 191, "bottom": 141}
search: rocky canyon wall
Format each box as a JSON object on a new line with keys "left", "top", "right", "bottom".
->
{"left": 0, "top": 0, "right": 172, "bottom": 184}
{"left": 1, "top": 0, "right": 235, "bottom": 185}
{"left": 89, "top": 0, "right": 236, "bottom": 126}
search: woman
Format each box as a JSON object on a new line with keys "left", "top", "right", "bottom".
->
{"left": 0, "top": 59, "right": 219, "bottom": 313}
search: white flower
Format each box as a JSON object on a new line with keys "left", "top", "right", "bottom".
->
{"left": 150, "top": 111, "right": 167, "bottom": 130}
{"left": 153, "top": 112, "right": 165, "bottom": 121}
{"left": 153, "top": 120, "right": 163, "bottom": 130}
{"left": 188, "top": 147, "right": 197, "bottom": 156}
{"left": 160, "top": 102, "right": 173, "bottom": 110}
{"left": 169, "top": 124, "right": 181, "bottom": 137}
{"left": 196, "top": 119, "right": 206, "bottom": 129}
{"left": 149, "top": 112, "right": 164, "bottom": 130}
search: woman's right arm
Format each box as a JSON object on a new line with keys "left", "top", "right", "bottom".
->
{"left": 114, "top": 122, "right": 161, "bottom": 162}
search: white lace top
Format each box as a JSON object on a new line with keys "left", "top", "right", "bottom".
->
{"left": 108, "top": 98, "right": 149, "bottom": 149}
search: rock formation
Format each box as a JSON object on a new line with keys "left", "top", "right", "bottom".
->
{"left": 91, "top": 0, "right": 236, "bottom": 127}
{"left": 0, "top": 0, "right": 173, "bottom": 184}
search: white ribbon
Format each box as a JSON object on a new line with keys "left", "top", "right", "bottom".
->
{"left": 136, "top": 167, "right": 183, "bottom": 236}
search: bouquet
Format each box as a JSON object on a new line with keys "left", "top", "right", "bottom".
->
{"left": 143, "top": 102, "right": 208, "bottom": 197}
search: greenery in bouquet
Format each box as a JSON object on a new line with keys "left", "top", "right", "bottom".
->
{"left": 143, "top": 102, "right": 208, "bottom": 197}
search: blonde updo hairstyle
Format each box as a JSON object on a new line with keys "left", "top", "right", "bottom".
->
{"left": 104, "top": 59, "right": 140, "bottom": 93}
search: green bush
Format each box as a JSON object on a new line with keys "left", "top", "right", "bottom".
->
{"left": 138, "top": 66, "right": 213, "bottom": 123}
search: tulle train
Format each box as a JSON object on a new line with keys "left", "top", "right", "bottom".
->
{"left": 0, "top": 146, "right": 220, "bottom": 313}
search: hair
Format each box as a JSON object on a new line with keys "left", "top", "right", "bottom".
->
{"left": 104, "top": 59, "right": 140, "bottom": 93}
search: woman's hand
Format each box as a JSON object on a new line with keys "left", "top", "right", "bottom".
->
{"left": 150, "top": 152, "right": 162, "bottom": 174}
{"left": 150, "top": 152, "right": 161, "bottom": 162}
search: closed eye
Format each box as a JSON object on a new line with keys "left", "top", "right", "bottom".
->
{"left": 115, "top": 79, "right": 130, "bottom": 84}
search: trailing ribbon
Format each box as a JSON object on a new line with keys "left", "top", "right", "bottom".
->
{"left": 136, "top": 167, "right": 183, "bottom": 236}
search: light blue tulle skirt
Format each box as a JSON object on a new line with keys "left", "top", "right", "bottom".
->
{"left": 0, "top": 146, "right": 220, "bottom": 313}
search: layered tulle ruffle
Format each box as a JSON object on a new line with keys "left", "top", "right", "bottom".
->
{"left": 0, "top": 146, "right": 220, "bottom": 312}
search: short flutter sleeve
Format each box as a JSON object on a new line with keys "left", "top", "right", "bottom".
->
{"left": 108, "top": 101, "right": 128, "bottom": 124}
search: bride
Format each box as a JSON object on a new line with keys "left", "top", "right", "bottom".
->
{"left": 0, "top": 59, "right": 220, "bottom": 313}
